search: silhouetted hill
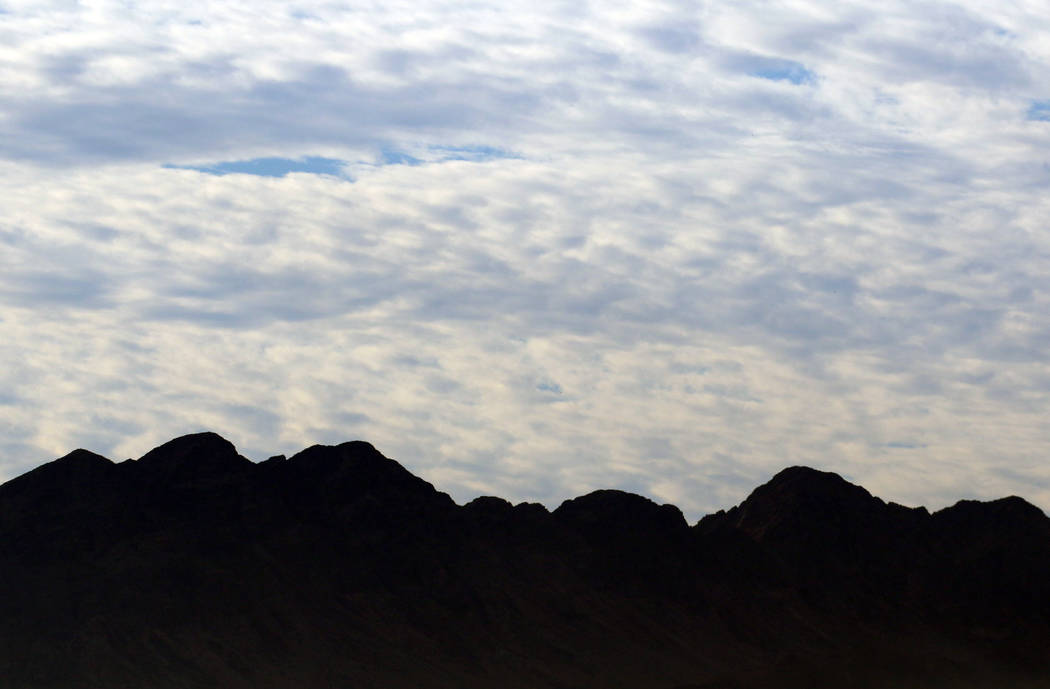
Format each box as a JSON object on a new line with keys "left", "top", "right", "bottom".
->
{"left": 1, "top": 433, "right": 1048, "bottom": 688}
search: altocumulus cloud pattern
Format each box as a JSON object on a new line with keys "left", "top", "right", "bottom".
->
{"left": 1, "top": 0, "right": 1050, "bottom": 518}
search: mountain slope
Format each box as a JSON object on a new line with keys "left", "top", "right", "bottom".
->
{"left": 1, "top": 433, "right": 1048, "bottom": 688}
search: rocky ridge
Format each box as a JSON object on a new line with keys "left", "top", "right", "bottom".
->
{"left": 1, "top": 432, "right": 1048, "bottom": 688}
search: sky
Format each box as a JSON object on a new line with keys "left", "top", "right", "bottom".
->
{"left": 2, "top": 0, "right": 1050, "bottom": 520}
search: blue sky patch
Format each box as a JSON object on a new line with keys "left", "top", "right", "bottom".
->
{"left": 748, "top": 58, "right": 816, "bottom": 85}
{"left": 537, "top": 381, "right": 563, "bottom": 394}
{"left": 373, "top": 145, "right": 519, "bottom": 166}
{"left": 165, "top": 156, "right": 347, "bottom": 178}
{"left": 430, "top": 145, "right": 520, "bottom": 163}
{"left": 379, "top": 149, "right": 423, "bottom": 166}
{"left": 1028, "top": 101, "right": 1050, "bottom": 121}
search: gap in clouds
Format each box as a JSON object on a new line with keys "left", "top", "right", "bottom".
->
{"left": 163, "top": 146, "right": 521, "bottom": 178}
{"left": 379, "top": 149, "right": 423, "bottom": 166}
{"left": 163, "top": 156, "right": 348, "bottom": 178}
{"left": 726, "top": 54, "right": 817, "bottom": 85}
{"left": 429, "top": 145, "right": 522, "bottom": 163}
{"left": 374, "top": 145, "right": 521, "bottom": 167}
{"left": 1029, "top": 101, "right": 1050, "bottom": 121}
{"left": 750, "top": 61, "right": 816, "bottom": 85}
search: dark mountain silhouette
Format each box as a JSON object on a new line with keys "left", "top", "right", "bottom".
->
{"left": 2, "top": 432, "right": 1049, "bottom": 688}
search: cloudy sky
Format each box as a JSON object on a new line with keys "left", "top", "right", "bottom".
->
{"left": 2, "top": 0, "right": 1050, "bottom": 519}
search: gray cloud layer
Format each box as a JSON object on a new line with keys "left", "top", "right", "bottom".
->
{"left": 2, "top": 0, "right": 1050, "bottom": 518}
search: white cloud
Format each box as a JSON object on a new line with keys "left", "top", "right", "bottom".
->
{"left": 2, "top": 0, "right": 1050, "bottom": 519}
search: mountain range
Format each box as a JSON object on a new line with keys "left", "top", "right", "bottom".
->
{"left": 2, "top": 432, "right": 1048, "bottom": 688}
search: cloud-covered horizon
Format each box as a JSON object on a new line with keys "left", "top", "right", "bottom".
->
{"left": 3, "top": 0, "right": 1050, "bottom": 519}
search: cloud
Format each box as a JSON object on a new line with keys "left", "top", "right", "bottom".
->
{"left": 2, "top": 0, "right": 1050, "bottom": 520}
{"left": 635, "top": 23, "right": 702, "bottom": 55}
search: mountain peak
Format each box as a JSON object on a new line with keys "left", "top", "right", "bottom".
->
{"left": 56, "top": 447, "right": 113, "bottom": 467}
{"left": 0, "top": 447, "right": 113, "bottom": 500}
{"left": 280, "top": 441, "right": 456, "bottom": 516}
{"left": 766, "top": 464, "right": 865, "bottom": 492}
{"left": 134, "top": 431, "right": 250, "bottom": 481}
{"left": 933, "top": 494, "right": 1050, "bottom": 540}
{"left": 285, "top": 440, "right": 413, "bottom": 480}
{"left": 730, "top": 465, "right": 881, "bottom": 543}
{"left": 554, "top": 489, "right": 687, "bottom": 536}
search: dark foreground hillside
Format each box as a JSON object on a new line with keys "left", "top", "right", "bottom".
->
{"left": 2, "top": 432, "right": 1049, "bottom": 688}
